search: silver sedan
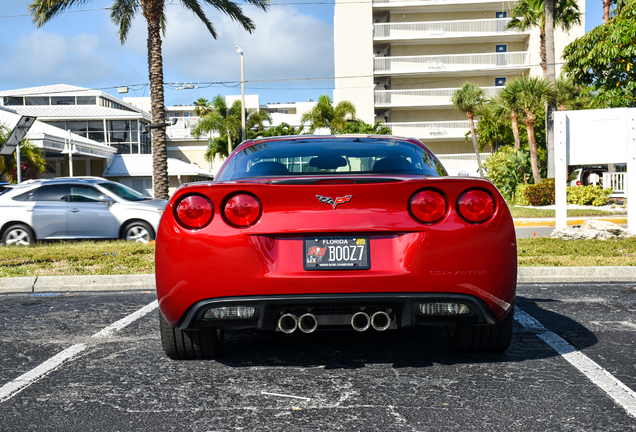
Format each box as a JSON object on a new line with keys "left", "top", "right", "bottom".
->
{"left": 0, "top": 177, "right": 167, "bottom": 246}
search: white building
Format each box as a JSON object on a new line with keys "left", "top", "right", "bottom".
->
{"left": 334, "top": 0, "right": 585, "bottom": 173}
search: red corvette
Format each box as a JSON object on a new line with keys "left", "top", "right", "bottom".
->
{"left": 156, "top": 135, "right": 516, "bottom": 359}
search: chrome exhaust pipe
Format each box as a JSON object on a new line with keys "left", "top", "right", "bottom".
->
{"left": 278, "top": 313, "right": 298, "bottom": 334}
{"left": 371, "top": 311, "right": 391, "bottom": 331}
{"left": 298, "top": 313, "right": 318, "bottom": 334}
{"left": 351, "top": 312, "right": 370, "bottom": 332}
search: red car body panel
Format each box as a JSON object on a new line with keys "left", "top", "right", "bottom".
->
{"left": 156, "top": 172, "right": 517, "bottom": 327}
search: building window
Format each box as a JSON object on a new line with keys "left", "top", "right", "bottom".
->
{"left": 77, "top": 96, "right": 96, "bottom": 105}
{"left": 51, "top": 96, "right": 75, "bottom": 105}
{"left": 495, "top": 77, "right": 507, "bottom": 86}
{"left": 25, "top": 97, "right": 49, "bottom": 105}
{"left": 3, "top": 96, "right": 24, "bottom": 106}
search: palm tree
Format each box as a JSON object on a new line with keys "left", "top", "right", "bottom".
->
{"left": 451, "top": 83, "right": 486, "bottom": 178}
{"left": 492, "top": 80, "right": 525, "bottom": 151}
{"left": 247, "top": 109, "right": 273, "bottom": 133}
{"left": 30, "top": 0, "right": 269, "bottom": 199}
{"left": 556, "top": 74, "right": 591, "bottom": 110}
{"left": 0, "top": 126, "right": 46, "bottom": 183}
{"left": 341, "top": 120, "right": 393, "bottom": 135}
{"left": 193, "top": 98, "right": 213, "bottom": 118}
{"left": 300, "top": 95, "right": 357, "bottom": 134}
{"left": 193, "top": 95, "right": 242, "bottom": 161}
{"left": 515, "top": 76, "right": 555, "bottom": 184}
{"left": 507, "top": 0, "right": 582, "bottom": 76}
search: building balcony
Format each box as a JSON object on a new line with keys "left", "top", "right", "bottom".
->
{"left": 373, "top": 18, "right": 529, "bottom": 43}
{"left": 375, "top": 86, "right": 502, "bottom": 108}
{"left": 165, "top": 116, "right": 208, "bottom": 140}
{"left": 374, "top": 51, "right": 529, "bottom": 77}
{"left": 385, "top": 120, "right": 473, "bottom": 140}
{"left": 373, "top": 0, "right": 516, "bottom": 11}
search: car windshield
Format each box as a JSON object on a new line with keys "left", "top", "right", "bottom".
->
{"left": 98, "top": 182, "right": 149, "bottom": 201}
{"left": 216, "top": 138, "right": 447, "bottom": 181}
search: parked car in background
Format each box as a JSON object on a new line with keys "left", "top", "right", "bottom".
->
{"left": 568, "top": 166, "right": 608, "bottom": 187}
{"left": 156, "top": 135, "right": 517, "bottom": 359}
{"left": 0, "top": 177, "right": 167, "bottom": 246}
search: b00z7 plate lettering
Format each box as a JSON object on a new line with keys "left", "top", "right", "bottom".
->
{"left": 303, "top": 236, "right": 370, "bottom": 270}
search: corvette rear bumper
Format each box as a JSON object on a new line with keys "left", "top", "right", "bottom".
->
{"left": 174, "top": 292, "right": 506, "bottom": 331}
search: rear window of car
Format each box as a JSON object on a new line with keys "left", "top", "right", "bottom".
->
{"left": 13, "top": 184, "right": 70, "bottom": 202}
{"left": 216, "top": 138, "right": 447, "bottom": 181}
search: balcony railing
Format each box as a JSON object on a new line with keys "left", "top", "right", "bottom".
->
{"left": 373, "top": 0, "right": 512, "bottom": 6}
{"left": 384, "top": 120, "right": 472, "bottom": 139}
{"left": 374, "top": 18, "right": 525, "bottom": 40}
{"left": 374, "top": 51, "right": 529, "bottom": 74}
{"left": 375, "top": 86, "right": 502, "bottom": 107}
{"left": 165, "top": 116, "right": 207, "bottom": 139}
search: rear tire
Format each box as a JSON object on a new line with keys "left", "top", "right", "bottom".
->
{"left": 2, "top": 223, "right": 35, "bottom": 246}
{"left": 159, "top": 312, "right": 223, "bottom": 359}
{"left": 447, "top": 306, "right": 514, "bottom": 353}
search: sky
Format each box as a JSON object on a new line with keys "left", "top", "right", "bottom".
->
{"left": 0, "top": 0, "right": 605, "bottom": 107}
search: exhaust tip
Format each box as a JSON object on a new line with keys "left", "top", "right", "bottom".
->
{"left": 298, "top": 313, "right": 318, "bottom": 333}
{"left": 371, "top": 311, "right": 391, "bottom": 331}
{"left": 278, "top": 313, "right": 297, "bottom": 334}
{"left": 351, "top": 312, "right": 370, "bottom": 332}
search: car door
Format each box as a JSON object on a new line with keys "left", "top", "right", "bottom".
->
{"left": 67, "top": 185, "right": 118, "bottom": 238}
{"left": 29, "top": 184, "right": 70, "bottom": 239}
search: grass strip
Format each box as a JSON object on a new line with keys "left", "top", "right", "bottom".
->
{"left": 508, "top": 206, "right": 625, "bottom": 219}
{"left": 2, "top": 237, "right": 636, "bottom": 277}
{"left": 0, "top": 241, "right": 155, "bottom": 277}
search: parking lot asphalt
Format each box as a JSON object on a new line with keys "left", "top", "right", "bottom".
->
{"left": 1, "top": 266, "right": 636, "bottom": 295}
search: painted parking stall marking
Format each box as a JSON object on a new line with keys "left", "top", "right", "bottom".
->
{"left": 515, "top": 306, "right": 636, "bottom": 419}
{"left": 0, "top": 300, "right": 158, "bottom": 403}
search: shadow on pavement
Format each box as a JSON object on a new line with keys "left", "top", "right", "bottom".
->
{"left": 211, "top": 296, "right": 597, "bottom": 369}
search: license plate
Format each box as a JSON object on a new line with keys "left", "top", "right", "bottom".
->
{"left": 303, "top": 236, "right": 370, "bottom": 270}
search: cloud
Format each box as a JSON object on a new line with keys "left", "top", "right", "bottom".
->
{"left": 159, "top": 6, "right": 334, "bottom": 83}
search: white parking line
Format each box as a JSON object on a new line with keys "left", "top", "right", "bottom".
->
{"left": 515, "top": 306, "right": 636, "bottom": 419}
{"left": 0, "top": 300, "right": 158, "bottom": 403}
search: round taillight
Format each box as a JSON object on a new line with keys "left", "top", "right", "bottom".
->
{"left": 457, "top": 190, "right": 495, "bottom": 223}
{"left": 576, "top": 181, "right": 581, "bottom": 186}
{"left": 409, "top": 190, "right": 447, "bottom": 223}
{"left": 175, "top": 195, "right": 213, "bottom": 229}
{"left": 224, "top": 194, "right": 261, "bottom": 228}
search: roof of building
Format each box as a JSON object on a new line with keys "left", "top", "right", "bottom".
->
{"left": 3, "top": 105, "right": 151, "bottom": 121}
{"left": 0, "top": 84, "right": 88, "bottom": 97}
{"left": 103, "top": 154, "right": 214, "bottom": 178}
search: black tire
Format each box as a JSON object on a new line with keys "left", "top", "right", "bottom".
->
{"left": 2, "top": 223, "right": 35, "bottom": 246}
{"left": 122, "top": 221, "right": 155, "bottom": 244}
{"left": 159, "top": 312, "right": 223, "bottom": 359}
{"left": 447, "top": 306, "right": 514, "bottom": 353}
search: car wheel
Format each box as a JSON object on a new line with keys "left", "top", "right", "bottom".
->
{"left": 122, "top": 221, "right": 154, "bottom": 244}
{"left": 159, "top": 312, "right": 223, "bottom": 359}
{"left": 447, "top": 306, "right": 514, "bottom": 354}
{"left": 2, "top": 224, "right": 35, "bottom": 246}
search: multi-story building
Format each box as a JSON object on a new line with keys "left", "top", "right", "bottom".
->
{"left": 334, "top": 0, "right": 585, "bottom": 173}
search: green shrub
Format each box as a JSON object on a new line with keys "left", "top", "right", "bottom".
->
{"left": 523, "top": 178, "right": 555, "bottom": 206}
{"left": 566, "top": 185, "right": 613, "bottom": 206}
{"left": 483, "top": 146, "right": 533, "bottom": 201}
{"left": 514, "top": 183, "right": 531, "bottom": 206}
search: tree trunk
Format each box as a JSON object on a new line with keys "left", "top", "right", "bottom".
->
{"left": 545, "top": 0, "right": 557, "bottom": 179}
{"left": 524, "top": 112, "right": 542, "bottom": 184}
{"left": 603, "top": 0, "right": 611, "bottom": 23}
{"left": 227, "top": 128, "right": 233, "bottom": 153}
{"left": 511, "top": 111, "right": 521, "bottom": 151}
{"left": 539, "top": 28, "right": 547, "bottom": 76}
{"left": 142, "top": 0, "right": 169, "bottom": 199}
{"left": 466, "top": 113, "right": 484, "bottom": 178}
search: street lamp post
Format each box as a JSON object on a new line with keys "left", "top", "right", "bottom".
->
{"left": 236, "top": 45, "right": 246, "bottom": 142}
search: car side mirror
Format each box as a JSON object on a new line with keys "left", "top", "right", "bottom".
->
{"left": 98, "top": 195, "right": 115, "bottom": 205}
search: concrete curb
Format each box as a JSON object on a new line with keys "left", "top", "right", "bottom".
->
{"left": 1, "top": 269, "right": 635, "bottom": 295}
{"left": 0, "top": 274, "right": 156, "bottom": 295}
{"left": 514, "top": 217, "right": 628, "bottom": 227}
